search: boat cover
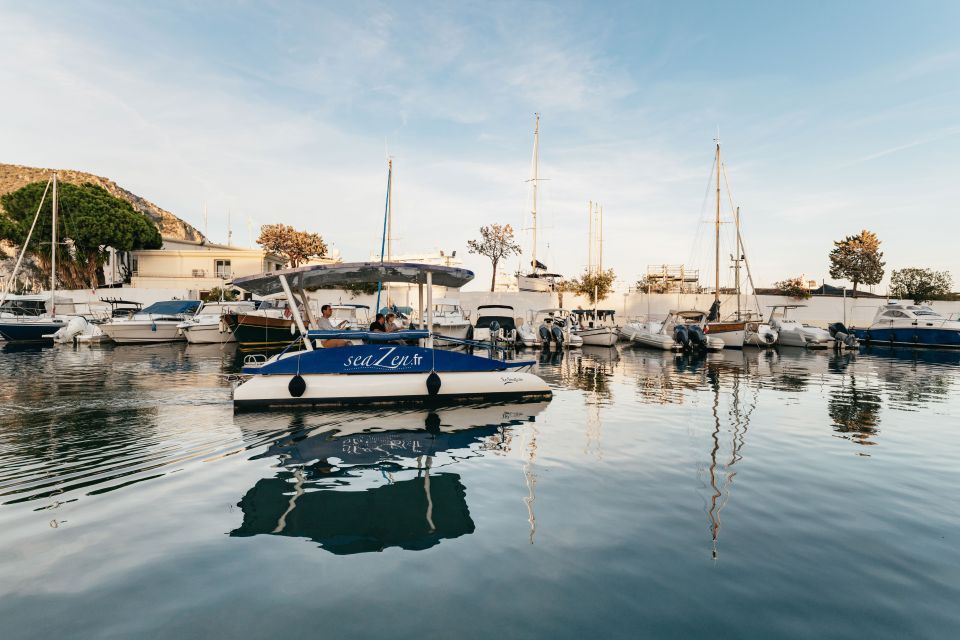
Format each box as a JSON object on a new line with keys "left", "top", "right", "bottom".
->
{"left": 140, "top": 300, "right": 203, "bottom": 315}
{"left": 232, "top": 262, "right": 475, "bottom": 296}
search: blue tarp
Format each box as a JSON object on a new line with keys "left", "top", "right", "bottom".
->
{"left": 140, "top": 300, "right": 202, "bottom": 315}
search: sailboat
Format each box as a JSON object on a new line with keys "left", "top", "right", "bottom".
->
{"left": 703, "top": 139, "right": 746, "bottom": 349}
{"left": 517, "top": 114, "right": 562, "bottom": 292}
{"left": 0, "top": 174, "right": 79, "bottom": 342}
{"left": 573, "top": 201, "right": 618, "bottom": 347}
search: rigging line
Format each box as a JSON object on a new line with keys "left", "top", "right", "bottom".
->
{"left": 721, "top": 162, "right": 762, "bottom": 316}
{"left": 687, "top": 155, "right": 718, "bottom": 268}
{"left": 1, "top": 177, "right": 53, "bottom": 305}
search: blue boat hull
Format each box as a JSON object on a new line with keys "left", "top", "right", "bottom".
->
{"left": 852, "top": 327, "right": 960, "bottom": 349}
{"left": 0, "top": 320, "right": 64, "bottom": 342}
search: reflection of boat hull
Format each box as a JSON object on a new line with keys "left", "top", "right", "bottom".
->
{"left": 234, "top": 370, "right": 552, "bottom": 408}
{"left": 853, "top": 327, "right": 960, "bottom": 349}
{"left": 225, "top": 313, "right": 295, "bottom": 350}
{"left": 100, "top": 321, "right": 185, "bottom": 343}
{"left": 576, "top": 327, "right": 618, "bottom": 347}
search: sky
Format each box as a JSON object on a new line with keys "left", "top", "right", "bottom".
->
{"left": 1, "top": 0, "right": 958, "bottom": 291}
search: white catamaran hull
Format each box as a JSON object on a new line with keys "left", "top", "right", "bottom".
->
{"left": 234, "top": 370, "right": 551, "bottom": 407}
{"left": 101, "top": 321, "right": 186, "bottom": 343}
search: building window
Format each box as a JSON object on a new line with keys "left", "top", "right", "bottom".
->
{"left": 131, "top": 256, "right": 139, "bottom": 275}
{"left": 215, "top": 259, "right": 232, "bottom": 279}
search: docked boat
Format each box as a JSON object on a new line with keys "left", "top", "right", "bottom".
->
{"left": 619, "top": 319, "right": 681, "bottom": 351}
{"left": 425, "top": 298, "right": 471, "bottom": 341}
{"left": 665, "top": 310, "right": 725, "bottom": 352}
{"left": 231, "top": 262, "right": 552, "bottom": 408}
{"left": 519, "top": 309, "right": 584, "bottom": 349}
{"left": 471, "top": 304, "right": 518, "bottom": 345}
{"left": 852, "top": 302, "right": 960, "bottom": 349}
{"left": 744, "top": 319, "right": 778, "bottom": 347}
{"left": 178, "top": 301, "right": 257, "bottom": 344}
{"left": 570, "top": 309, "right": 618, "bottom": 347}
{"left": 517, "top": 114, "right": 562, "bottom": 292}
{"left": 0, "top": 174, "right": 80, "bottom": 343}
{"left": 768, "top": 305, "right": 832, "bottom": 349}
{"left": 224, "top": 302, "right": 292, "bottom": 351}
{"left": 100, "top": 300, "right": 203, "bottom": 343}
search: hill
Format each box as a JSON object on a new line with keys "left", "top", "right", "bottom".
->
{"left": 0, "top": 163, "right": 204, "bottom": 242}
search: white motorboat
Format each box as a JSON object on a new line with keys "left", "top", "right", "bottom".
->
{"left": 768, "top": 305, "right": 832, "bottom": 349}
{"left": 521, "top": 309, "right": 584, "bottom": 349}
{"left": 744, "top": 319, "right": 778, "bottom": 347}
{"left": 570, "top": 309, "right": 618, "bottom": 347}
{"left": 425, "top": 298, "right": 471, "bottom": 340}
{"left": 471, "top": 304, "right": 518, "bottom": 345}
{"left": 230, "top": 262, "right": 552, "bottom": 408}
{"left": 619, "top": 319, "right": 681, "bottom": 351}
{"left": 663, "top": 310, "right": 725, "bottom": 352}
{"left": 852, "top": 302, "right": 960, "bottom": 348}
{"left": 101, "top": 300, "right": 203, "bottom": 343}
{"left": 178, "top": 301, "right": 257, "bottom": 344}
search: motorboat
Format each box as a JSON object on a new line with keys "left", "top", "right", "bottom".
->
{"left": 223, "top": 301, "right": 292, "bottom": 351}
{"left": 424, "top": 298, "right": 471, "bottom": 341}
{"left": 178, "top": 301, "right": 257, "bottom": 344}
{"left": 523, "top": 309, "right": 583, "bottom": 349}
{"left": 231, "top": 262, "right": 552, "bottom": 408}
{"left": 743, "top": 319, "right": 778, "bottom": 347}
{"left": 619, "top": 319, "right": 681, "bottom": 351}
{"left": 663, "top": 310, "right": 725, "bottom": 352}
{"left": 471, "top": 304, "right": 518, "bottom": 346}
{"left": 100, "top": 300, "right": 203, "bottom": 343}
{"left": 852, "top": 302, "right": 960, "bottom": 349}
{"left": 768, "top": 305, "right": 833, "bottom": 349}
{"left": 570, "top": 309, "right": 619, "bottom": 347}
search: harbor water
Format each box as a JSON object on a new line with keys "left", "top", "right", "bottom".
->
{"left": 1, "top": 342, "right": 958, "bottom": 639}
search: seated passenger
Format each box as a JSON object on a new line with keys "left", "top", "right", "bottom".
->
{"left": 385, "top": 313, "right": 398, "bottom": 333}
{"left": 317, "top": 304, "right": 350, "bottom": 347}
{"left": 369, "top": 313, "right": 387, "bottom": 332}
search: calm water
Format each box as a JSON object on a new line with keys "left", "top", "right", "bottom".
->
{"left": 1, "top": 342, "right": 959, "bottom": 639}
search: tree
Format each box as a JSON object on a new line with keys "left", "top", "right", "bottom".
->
{"left": 635, "top": 275, "right": 666, "bottom": 294}
{"left": 568, "top": 268, "right": 616, "bottom": 305}
{"left": 203, "top": 286, "right": 238, "bottom": 302}
{"left": 828, "top": 230, "right": 884, "bottom": 297}
{"left": 257, "top": 224, "right": 328, "bottom": 267}
{"left": 467, "top": 223, "right": 521, "bottom": 292}
{"left": 889, "top": 268, "right": 953, "bottom": 303}
{"left": 0, "top": 181, "right": 162, "bottom": 289}
{"left": 773, "top": 276, "right": 812, "bottom": 300}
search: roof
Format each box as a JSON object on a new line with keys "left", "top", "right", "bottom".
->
{"left": 232, "top": 262, "right": 475, "bottom": 296}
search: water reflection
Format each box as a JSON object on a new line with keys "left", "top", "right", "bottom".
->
{"left": 230, "top": 401, "right": 548, "bottom": 554}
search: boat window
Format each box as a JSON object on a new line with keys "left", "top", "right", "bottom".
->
{"left": 475, "top": 315, "right": 516, "bottom": 331}
{"left": 913, "top": 310, "right": 940, "bottom": 317}
{"left": 884, "top": 310, "right": 909, "bottom": 318}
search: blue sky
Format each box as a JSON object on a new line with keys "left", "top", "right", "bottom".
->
{"left": 1, "top": 1, "right": 958, "bottom": 291}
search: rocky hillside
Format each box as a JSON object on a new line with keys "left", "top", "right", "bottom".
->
{"left": 0, "top": 163, "right": 204, "bottom": 242}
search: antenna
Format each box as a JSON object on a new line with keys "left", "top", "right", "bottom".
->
{"left": 227, "top": 210, "right": 232, "bottom": 246}
{"left": 203, "top": 202, "right": 208, "bottom": 238}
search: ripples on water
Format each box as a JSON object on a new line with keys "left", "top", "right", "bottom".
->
{"left": 1, "top": 341, "right": 958, "bottom": 639}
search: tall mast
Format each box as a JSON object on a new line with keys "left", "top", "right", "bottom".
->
{"left": 530, "top": 113, "right": 540, "bottom": 273}
{"left": 51, "top": 173, "right": 58, "bottom": 316}
{"left": 715, "top": 139, "right": 721, "bottom": 303}
{"left": 387, "top": 158, "right": 393, "bottom": 263}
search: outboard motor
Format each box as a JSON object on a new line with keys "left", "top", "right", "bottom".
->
{"left": 551, "top": 324, "right": 564, "bottom": 346}
{"left": 828, "top": 322, "right": 859, "bottom": 349}
{"left": 538, "top": 323, "right": 552, "bottom": 343}
{"left": 688, "top": 325, "right": 707, "bottom": 350}
{"left": 674, "top": 324, "right": 690, "bottom": 350}
{"left": 489, "top": 320, "right": 500, "bottom": 344}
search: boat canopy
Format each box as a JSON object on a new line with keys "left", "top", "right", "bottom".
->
{"left": 141, "top": 300, "right": 203, "bottom": 315}
{"left": 232, "top": 262, "right": 474, "bottom": 296}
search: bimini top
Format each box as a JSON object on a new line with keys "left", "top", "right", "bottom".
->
{"left": 232, "top": 262, "right": 475, "bottom": 297}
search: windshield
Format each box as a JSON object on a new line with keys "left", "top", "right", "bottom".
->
{"left": 475, "top": 316, "right": 516, "bottom": 331}
{"left": 0, "top": 299, "right": 47, "bottom": 316}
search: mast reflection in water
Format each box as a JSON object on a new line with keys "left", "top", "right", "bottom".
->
{"left": 230, "top": 402, "right": 548, "bottom": 554}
